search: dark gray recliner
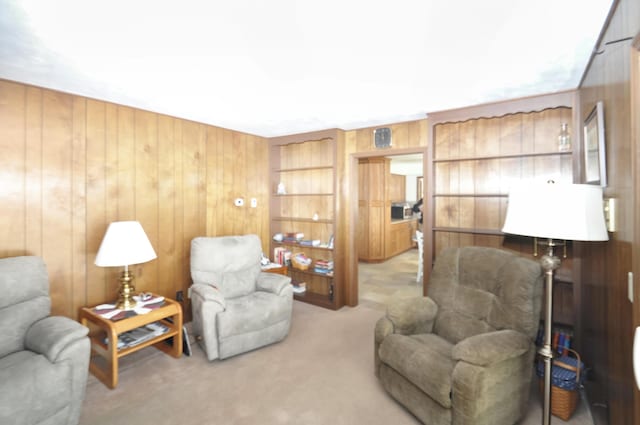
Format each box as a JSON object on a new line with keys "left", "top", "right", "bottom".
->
{"left": 375, "top": 246, "right": 543, "bottom": 425}
{"left": 190, "top": 235, "right": 293, "bottom": 361}
{"left": 0, "top": 256, "right": 90, "bottom": 425}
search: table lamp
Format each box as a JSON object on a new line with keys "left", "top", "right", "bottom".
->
{"left": 95, "top": 221, "right": 157, "bottom": 310}
{"left": 502, "top": 181, "right": 608, "bottom": 425}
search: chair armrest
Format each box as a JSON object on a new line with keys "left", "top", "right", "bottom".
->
{"left": 256, "top": 272, "right": 292, "bottom": 296}
{"left": 385, "top": 296, "right": 438, "bottom": 335}
{"left": 452, "top": 329, "right": 531, "bottom": 366}
{"left": 191, "top": 283, "right": 226, "bottom": 309}
{"left": 25, "top": 316, "right": 89, "bottom": 363}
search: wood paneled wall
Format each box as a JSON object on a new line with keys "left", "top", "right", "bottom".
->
{"left": 578, "top": 0, "right": 640, "bottom": 422}
{"left": 0, "top": 79, "right": 269, "bottom": 320}
{"left": 431, "top": 107, "right": 573, "bottom": 257}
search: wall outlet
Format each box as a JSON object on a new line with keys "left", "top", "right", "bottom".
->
{"left": 176, "top": 290, "right": 184, "bottom": 302}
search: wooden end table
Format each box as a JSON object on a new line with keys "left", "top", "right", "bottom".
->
{"left": 79, "top": 295, "right": 183, "bottom": 389}
{"left": 262, "top": 264, "right": 288, "bottom": 275}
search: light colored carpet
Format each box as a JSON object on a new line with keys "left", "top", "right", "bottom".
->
{"left": 80, "top": 301, "right": 418, "bottom": 425}
{"left": 78, "top": 249, "right": 595, "bottom": 425}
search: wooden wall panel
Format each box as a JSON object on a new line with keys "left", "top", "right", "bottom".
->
{"left": 41, "top": 90, "right": 73, "bottom": 317}
{"left": 158, "top": 115, "right": 176, "bottom": 299}
{"left": 578, "top": 0, "right": 640, "bottom": 422}
{"left": 25, "top": 87, "right": 43, "bottom": 258}
{"left": 0, "top": 82, "right": 26, "bottom": 257}
{"left": 85, "top": 99, "right": 108, "bottom": 306}
{"left": 71, "top": 96, "right": 87, "bottom": 317}
{"left": 134, "top": 110, "right": 159, "bottom": 294}
{"left": 0, "top": 79, "right": 269, "bottom": 321}
{"left": 117, "top": 107, "right": 136, "bottom": 219}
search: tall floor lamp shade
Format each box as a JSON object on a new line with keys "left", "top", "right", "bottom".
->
{"left": 502, "top": 181, "right": 608, "bottom": 425}
{"left": 95, "top": 221, "right": 157, "bottom": 310}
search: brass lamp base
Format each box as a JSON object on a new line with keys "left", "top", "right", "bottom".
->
{"left": 115, "top": 269, "right": 137, "bottom": 310}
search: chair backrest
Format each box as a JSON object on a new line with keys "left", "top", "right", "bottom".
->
{"left": 428, "top": 246, "right": 543, "bottom": 344}
{"left": 190, "top": 234, "right": 262, "bottom": 299}
{"left": 0, "top": 256, "right": 51, "bottom": 357}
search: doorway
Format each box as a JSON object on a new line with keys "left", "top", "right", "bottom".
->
{"left": 356, "top": 153, "right": 425, "bottom": 310}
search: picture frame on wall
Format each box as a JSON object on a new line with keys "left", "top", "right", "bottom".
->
{"left": 583, "top": 101, "right": 607, "bottom": 187}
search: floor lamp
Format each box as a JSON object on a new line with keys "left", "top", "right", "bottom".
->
{"left": 502, "top": 181, "right": 608, "bottom": 425}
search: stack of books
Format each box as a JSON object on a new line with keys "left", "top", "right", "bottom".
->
{"left": 291, "top": 279, "right": 306, "bottom": 294}
{"left": 536, "top": 326, "right": 573, "bottom": 355}
{"left": 299, "top": 239, "right": 321, "bottom": 247}
{"left": 282, "top": 232, "right": 304, "bottom": 243}
{"left": 314, "top": 259, "right": 334, "bottom": 276}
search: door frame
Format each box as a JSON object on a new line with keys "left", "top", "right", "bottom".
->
{"left": 346, "top": 147, "right": 427, "bottom": 306}
{"left": 631, "top": 32, "right": 640, "bottom": 425}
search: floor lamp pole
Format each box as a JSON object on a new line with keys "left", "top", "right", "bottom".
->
{"left": 539, "top": 239, "right": 561, "bottom": 425}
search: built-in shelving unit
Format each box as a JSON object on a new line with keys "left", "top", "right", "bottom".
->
{"left": 269, "top": 131, "right": 343, "bottom": 310}
{"left": 427, "top": 100, "right": 578, "bottom": 337}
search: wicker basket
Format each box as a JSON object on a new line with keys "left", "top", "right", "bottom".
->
{"left": 291, "top": 253, "right": 310, "bottom": 271}
{"left": 537, "top": 348, "right": 583, "bottom": 421}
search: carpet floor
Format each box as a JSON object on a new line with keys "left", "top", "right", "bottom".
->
{"left": 78, "top": 250, "right": 595, "bottom": 424}
{"left": 80, "top": 301, "right": 419, "bottom": 425}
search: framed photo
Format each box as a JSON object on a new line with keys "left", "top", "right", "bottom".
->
{"left": 583, "top": 101, "right": 607, "bottom": 186}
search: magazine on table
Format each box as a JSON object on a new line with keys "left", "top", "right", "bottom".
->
{"left": 105, "top": 321, "right": 169, "bottom": 350}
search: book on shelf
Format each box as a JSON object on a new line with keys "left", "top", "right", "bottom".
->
{"left": 273, "top": 247, "right": 292, "bottom": 266}
{"left": 105, "top": 321, "right": 169, "bottom": 350}
{"left": 299, "top": 239, "right": 321, "bottom": 247}
{"left": 291, "top": 279, "right": 306, "bottom": 294}
{"left": 313, "top": 259, "right": 334, "bottom": 275}
{"left": 163, "top": 317, "right": 192, "bottom": 357}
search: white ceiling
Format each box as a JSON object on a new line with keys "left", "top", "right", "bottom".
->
{"left": 0, "top": 0, "right": 613, "bottom": 137}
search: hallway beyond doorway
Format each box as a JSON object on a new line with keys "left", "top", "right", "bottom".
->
{"left": 358, "top": 249, "right": 423, "bottom": 311}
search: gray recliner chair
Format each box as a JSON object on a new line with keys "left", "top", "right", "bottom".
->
{"left": 0, "top": 256, "right": 90, "bottom": 425}
{"left": 375, "top": 246, "right": 543, "bottom": 425}
{"left": 190, "top": 234, "right": 293, "bottom": 361}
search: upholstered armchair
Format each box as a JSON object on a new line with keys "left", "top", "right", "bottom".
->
{"left": 0, "top": 256, "right": 90, "bottom": 425}
{"left": 190, "top": 234, "right": 293, "bottom": 361}
{"left": 375, "top": 246, "right": 543, "bottom": 425}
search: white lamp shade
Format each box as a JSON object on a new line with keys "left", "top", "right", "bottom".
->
{"left": 95, "top": 221, "right": 157, "bottom": 267}
{"left": 502, "top": 182, "right": 609, "bottom": 241}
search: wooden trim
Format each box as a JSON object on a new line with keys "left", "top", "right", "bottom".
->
{"left": 268, "top": 129, "right": 337, "bottom": 146}
{"left": 433, "top": 150, "right": 572, "bottom": 163}
{"left": 427, "top": 90, "right": 576, "bottom": 125}
{"left": 578, "top": 0, "right": 621, "bottom": 88}
{"left": 631, "top": 29, "right": 640, "bottom": 425}
{"left": 424, "top": 123, "right": 434, "bottom": 296}
{"left": 433, "top": 227, "right": 504, "bottom": 235}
